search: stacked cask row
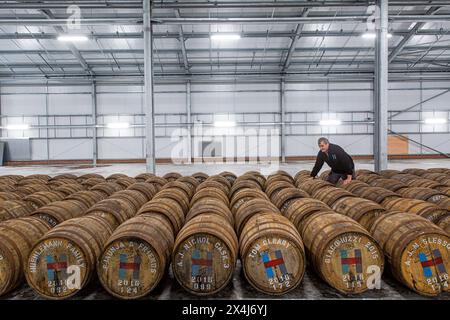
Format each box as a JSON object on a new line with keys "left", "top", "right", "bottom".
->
{"left": 24, "top": 179, "right": 156, "bottom": 299}
{"left": 235, "top": 171, "right": 306, "bottom": 295}
{"left": 172, "top": 173, "right": 238, "bottom": 295}
{"left": 370, "top": 212, "right": 449, "bottom": 296}
{"left": 97, "top": 179, "right": 196, "bottom": 299}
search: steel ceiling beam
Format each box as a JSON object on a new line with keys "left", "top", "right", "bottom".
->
{"left": 282, "top": 9, "right": 309, "bottom": 72}
{"left": 174, "top": 10, "right": 189, "bottom": 72}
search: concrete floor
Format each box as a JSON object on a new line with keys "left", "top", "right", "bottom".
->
{"left": 1, "top": 159, "right": 449, "bottom": 300}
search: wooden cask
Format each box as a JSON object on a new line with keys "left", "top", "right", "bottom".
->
{"left": 264, "top": 181, "right": 293, "bottom": 201}
{"left": 85, "top": 199, "right": 132, "bottom": 227}
{"left": 370, "top": 212, "right": 449, "bottom": 296}
{"left": 89, "top": 182, "right": 123, "bottom": 197}
{"left": 427, "top": 168, "right": 450, "bottom": 174}
{"left": 283, "top": 198, "right": 331, "bottom": 232}
{"left": 187, "top": 199, "right": 233, "bottom": 226}
{"left": 271, "top": 187, "right": 309, "bottom": 214}
{"left": 356, "top": 169, "right": 377, "bottom": 176}
{"left": 0, "top": 200, "right": 34, "bottom": 222}
{"left": 294, "top": 170, "right": 311, "bottom": 182}
{"left": 342, "top": 180, "right": 369, "bottom": 194}
{"left": 234, "top": 174, "right": 266, "bottom": 190}
{"left": 0, "top": 217, "right": 51, "bottom": 296}
{"left": 137, "top": 198, "right": 185, "bottom": 234}
{"left": 172, "top": 214, "right": 238, "bottom": 295}
{"left": 152, "top": 189, "right": 190, "bottom": 214}
{"left": 402, "top": 168, "right": 427, "bottom": 176}
{"left": 190, "top": 188, "right": 229, "bottom": 208}
{"left": 114, "top": 177, "right": 137, "bottom": 189}
{"left": 24, "top": 191, "right": 65, "bottom": 210}
{"left": 230, "top": 189, "right": 269, "bottom": 216}
{"left": 229, "top": 180, "right": 262, "bottom": 200}
{"left": 65, "top": 190, "right": 106, "bottom": 208}
{"left": 369, "top": 178, "right": 408, "bottom": 192}
{"left": 162, "top": 181, "right": 195, "bottom": 200}
{"left": 319, "top": 170, "right": 331, "bottom": 181}
{"left": 109, "top": 190, "right": 148, "bottom": 214}
{"left": 437, "top": 215, "right": 450, "bottom": 234}
{"left": 97, "top": 214, "right": 174, "bottom": 299}
{"left": 145, "top": 176, "right": 168, "bottom": 191}
{"left": 162, "top": 172, "right": 182, "bottom": 182}
{"left": 234, "top": 198, "right": 280, "bottom": 237}
{"left": 357, "top": 187, "right": 400, "bottom": 204}
{"left": 300, "top": 212, "right": 384, "bottom": 294}
{"left": 31, "top": 200, "right": 89, "bottom": 227}
{"left": 54, "top": 183, "right": 85, "bottom": 197}
{"left": 406, "top": 179, "right": 444, "bottom": 189}
{"left": 296, "top": 179, "right": 332, "bottom": 195}
{"left": 332, "top": 197, "right": 387, "bottom": 230}
{"left": 397, "top": 187, "right": 447, "bottom": 204}
{"left": 81, "top": 177, "right": 106, "bottom": 189}
{"left": 191, "top": 172, "right": 209, "bottom": 183}
{"left": 126, "top": 182, "right": 158, "bottom": 201}
{"left": 176, "top": 176, "right": 201, "bottom": 194}
{"left": 76, "top": 173, "right": 104, "bottom": 182}
{"left": 382, "top": 198, "right": 448, "bottom": 224}
{"left": 134, "top": 173, "right": 156, "bottom": 182}
{"left": 198, "top": 179, "right": 230, "bottom": 197}
{"left": 312, "top": 186, "right": 355, "bottom": 207}
{"left": 239, "top": 213, "right": 306, "bottom": 295}
{"left": 356, "top": 174, "right": 380, "bottom": 184}
{"left": 25, "top": 215, "right": 116, "bottom": 299}
{"left": 0, "top": 192, "right": 21, "bottom": 201}
{"left": 219, "top": 171, "right": 237, "bottom": 184}
{"left": 264, "top": 175, "right": 293, "bottom": 191}
{"left": 106, "top": 173, "right": 130, "bottom": 181}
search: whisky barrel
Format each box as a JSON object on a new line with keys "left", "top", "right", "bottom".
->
{"left": 172, "top": 214, "right": 238, "bottom": 295}
{"left": 229, "top": 180, "right": 262, "bottom": 200}
{"left": 16, "top": 184, "right": 51, "bottom": 195}
{"left": 269, "top": 170, "right": 292, "bottom": 179}
{"left": 106, "top": 173, "right": 130, "bottom": 182}
{"left": 370, "top": 212, "right": 449, "bottom": 296}
{"left": 127, "top": 182, "right": 158, "bottom": 201}
{"left": 81, "top": 177, "right": 106, "bottom": 189}
{"left": 86, "top": 199, "right": 132, "bottom": 227}
{"left": 187, "top": 198, "right": 234, "bottom": 226}
{"left": 356, "top": 169, "right": 377, "bottom": 176}
{"left": 271, "top": 188, "right": 309, "bottom": 213}
{"left": 239, "top": 213, "right": 306, "bottom": 295}
{"left": 264, "top": 175, "right": 293, "bottom": 191}
{"left": 437, "top": 197, "right": 450, "bottom": 211}
{"left": 356, "top": 174, "right": 380, "bottom": 184}
{"left": 162, "top": 172, "right": 182, "bottom": 182}
{"left": 134, "top": 173, "right": 155, "bottom": 182}
{"left": 264, "top": 181, "right": 293, "bottom": 201}
{"left": 31, "top": 200, "right": 90, "bottom": 227}
{"left": 114, "top": 177, "right": 137, "bottom": 189}
{"left": 379, "top": 170, "right": 400, "bottom": 178}
{"left": 331, "top": 197, "right": 387, "bottom": 230}
{"left": 437, "top": 215, "right": 450, "bottom": 234}
{"left": 65, "top": 190, "right": 106, "bottom": 208}
{"left": 0, "top": 217, "right": 51, "bottom": 296}
{"left": 427, "top": 168, "right": 450, "bottom": 174}
{"left": 234, "top": 199, "right": 280, "bottom": 237}
{"left": 397, "top": 187, "right": 447, "bottom": 204}
{"left": 145, "top": 176, "right": 168, "bottom": 191}
{"left": 24, "top": 191, "right": 65, "bottom": 210}
{"left": 109, "top": 190, "right": 148, "bottom": 215}
{"left": 358, "top": 187, "right": 400, "bottom": 204}
{"left": 319, "top": 170, "right": 332, "bottom": 181}
{"left": 0, "top": 192, "right": 21, "bottom": 201}
{"left": 219, "top": 171, "right": 237, "bottom": 184}
{"left": 90, "top": 182, "right": 123, "bottom": 197}
{"left": 294, "top": 175, "right": 313, "bottom": 185}
{"left": 196, "top": 180, "right": 230, "bottom": 198}
{"left": 54, "top": 184, "right": 85, "bottom": 196}
{"left": 402, "top": 168, "right": 427, "bottom": 176}
{"left": 97, "top": 214, "right": 174, "bottom": 299}
{"left": 162, "top": 181, "right": 194, "bottom": 199}
{"left": 230, "top": 189, "right": 269, "bottom": 216}
{"left": 283, "top": 198, "right": 331, "bottom": 232}
{"left": 406, "top": 179, "right": 444, "bottom": 189}
{"left": 312, "top": 187, "right": 355, "bottom": 207}
{"left": 191, "top": 172, "right": 209, "bottom": 183}
{"left": 382, "top": 198, "right": 448, "bottom": 224}
{"left": 153, "top": 188, "right": 190, "bottom": 214}
{"left": 206, "top": 175, "right": 232, "bottom": 194}
{"left": 190, "top": 188, "right": 229, "bottom": 208}
{"left": 176, "top": 176, "right": 201, "bottom": 194}
{"left": 0, "top": 200, "right": 34, "bottom": 222}
{"left": 294, "top": 170, "right": 311, "bottom": 182}
{"left": 77, "top": 173, "right": 104, "bottom": 182}
{"left": 421, "top": 173, "right": 450, "bottom": 186}
{"left": 341, "top": 180, "right": 369, "bottom": 194}
{"left": 300, "top": 212, "right": 384, "bottom": 294}
{"left": 47, "top": 179, "right": 80, "bottom": 189}
{"left": 297, "top": 179, "right": 332, "bottom": 195}
{"left": 235, "top": 174, "right": 266, "bottom": 190}
{"left": 369, "top": 178, "right": 408, "bottom": 192}
{"left": 0, "top": 184, "right": 17, "bottom": 193}
{"left": 0, "top": 175, "right": 23, "bottom": 182}
{"left": 390, "top": 173, "right": 419, "bottom": 184}
{"left": 25, "top": 215, "right": 116, "bottom": 299}
{"left": 16, "top": 178, "right": 47, "bottom": 187}
{"left": 436, "top": 186, "right": 450, "bottom": 197}
{"left": 137, "top": 198, "right": 185, "bottom": 234}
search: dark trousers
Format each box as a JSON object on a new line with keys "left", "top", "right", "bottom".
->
{"left": 326, "top": 170, "right": 356, "bottom": 184}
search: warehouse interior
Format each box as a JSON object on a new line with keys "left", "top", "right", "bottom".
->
{"left": 0, "top": 0, "right": 449, "bottom": 301}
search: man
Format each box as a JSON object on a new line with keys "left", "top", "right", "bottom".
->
{"left": 310, "top": 137, "right": 356, "bottom": 185}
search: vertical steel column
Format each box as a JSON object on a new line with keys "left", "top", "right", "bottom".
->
{"left": 374, "top": 0, "right": 389, "bottom": 171}
{"left": 186, "top": 81, "right": 192, "bottom": 163}
{"left": 91, "top": 82, "right": 98, "bottom": 167}
{"left": 280, "top": 79, "right": 286, "bottom": 162}
{"left": 45, "top": 83, "right": 50, "bottom": 162}
{"left": 144, "top": 0, "right": 155, "bottom": 173}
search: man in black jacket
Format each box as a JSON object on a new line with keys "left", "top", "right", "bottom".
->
{"left": 310, "top": 137, "right": 356, "bottom": 185}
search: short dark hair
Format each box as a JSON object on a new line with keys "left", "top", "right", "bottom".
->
{"left": 318, "top": 137, "right": 329, "bottom": 145}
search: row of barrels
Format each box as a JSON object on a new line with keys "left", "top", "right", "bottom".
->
{"left": 295, "top": 172, "right": 450, "bottom": 296}
{"left": 0, "top": 175, "right": 172, "bottom": 298}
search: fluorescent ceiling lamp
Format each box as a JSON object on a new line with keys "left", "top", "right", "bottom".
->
{"left": 214, "top": 120, "right": 236, "bottom": 128}
{"left": 57, "top": 34, "right": 89, "bottom": 42}
{"left": 6, "top": 124, "right": 30, "bottom": 130}
{"left": 362, "top": 32, "right": 393, "bottom": 39}
{"left": 320, "top": 119, "right": 342, "bottom": 126}
{"left": 211, "top": 34, "right": 241, "bottom": 41}
{"left": 424, "top": 118, "right": 447, "bottom": 124}
{"left": 107, "top": 122, "right": 130, "bottom": 129}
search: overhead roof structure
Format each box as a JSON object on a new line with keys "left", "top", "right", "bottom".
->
{"left": 0, "top": 0, "right": 449, "bottom": 84}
